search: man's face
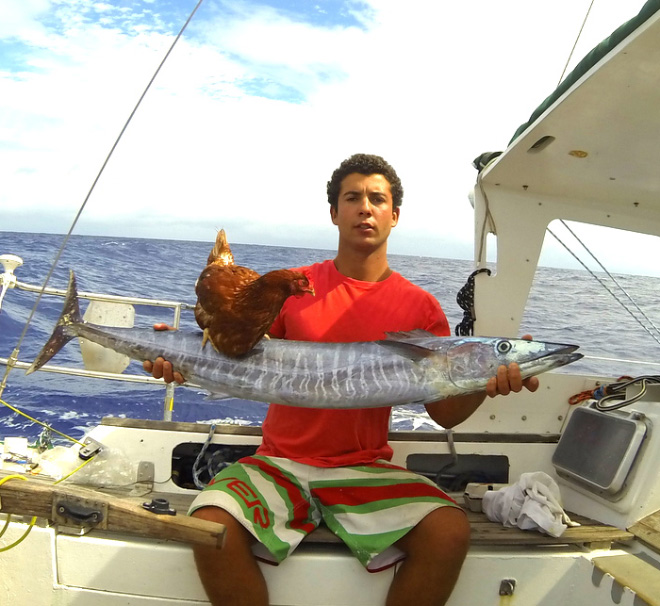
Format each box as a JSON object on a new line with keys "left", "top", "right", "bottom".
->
{"left": 330, "top": 172, "right": 399, "bottom": 252}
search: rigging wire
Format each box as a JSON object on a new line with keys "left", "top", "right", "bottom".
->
{"left": 559, "top": 219, "right": 660, "bottom": 338}
{"left": 547, "top": 225, "right": 660, "bottom": 349}
{"left": 557, "top": 0, "right": 597, "bottom": 86}
{"left": 0, "top": 0, "right": 205, "bottom": 401}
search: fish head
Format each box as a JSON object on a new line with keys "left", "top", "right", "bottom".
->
{"left": 446, "top": 338, "right": 582, "bottom": 391}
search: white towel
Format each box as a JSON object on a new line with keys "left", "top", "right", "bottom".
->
{"left": 481, "top": 472, "right": 579, "bottom": 537}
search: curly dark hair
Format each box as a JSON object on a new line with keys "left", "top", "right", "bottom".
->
{"left": 326, "top": 153, "right": 403, "bottom": 209}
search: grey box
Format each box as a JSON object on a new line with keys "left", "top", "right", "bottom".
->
{"left": 552, "top": 405, "right": 648, "bottom": 497}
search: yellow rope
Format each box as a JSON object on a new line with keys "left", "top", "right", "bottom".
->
{"left": 54, "top": 456, "right": 95, "bottom": 484}
{"left": 0, "top": 394, "right": 100, "bottom": 554}
{"left": 0, "top": 398, "right": 83, "bottom": 446}
{"left": 0, "top": 475, "right": 37, "bottom": 552}
{"left": 0, "top": 454, "right": 97, "bottom": 552}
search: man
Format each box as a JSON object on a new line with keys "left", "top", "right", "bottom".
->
{"left": 145, "top": 153, "right": 538, "bottom": 606}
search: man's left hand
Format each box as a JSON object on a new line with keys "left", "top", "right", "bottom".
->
{"left": 485, "top": 334, "right": 540, "bottom": 398}
{"left": 486, "top": 362, "right": 539, "bottom": 397}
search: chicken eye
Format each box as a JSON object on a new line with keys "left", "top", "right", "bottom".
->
{"left": 496, "top": 340, "right": 512, "bottom": 354}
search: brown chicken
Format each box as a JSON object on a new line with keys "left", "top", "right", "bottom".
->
{"left": 194, "top": 229, "right": 314, "bottom": 357}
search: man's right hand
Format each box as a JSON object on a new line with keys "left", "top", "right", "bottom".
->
{"left": 143, "top": 357, "right": 186, "bottom": 384}
{"left": 143, "top": 323, "right": 185, "bottom": 384}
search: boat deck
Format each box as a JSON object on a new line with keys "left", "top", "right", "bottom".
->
{"left": 134, "top": 489, "right": 634, "bottom": 551}
{"left": 306, "top": 509, "right": 633, "bottom": 550}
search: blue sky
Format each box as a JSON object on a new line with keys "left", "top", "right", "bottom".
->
{"left": 1, "top": 0, "right": 658, "bottom": 275}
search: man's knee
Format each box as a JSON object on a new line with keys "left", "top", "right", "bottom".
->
{"left": 427, "top": 507, "right": 470, "bottom": 555}
{"left": 191, "top": 506, "right": 255, "bottom": 553}
{"left": 400, "top": 506, "right": 470, "bottom": 558}
{"left": 192, "top": 505, "right": 235, "bottom": 524}
{"left": 190, "top": 507, "right": 267, "bottom": 605}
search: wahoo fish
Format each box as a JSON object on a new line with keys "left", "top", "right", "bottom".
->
{"left": 27, "top": 272, "right": 582, "bottom": 409}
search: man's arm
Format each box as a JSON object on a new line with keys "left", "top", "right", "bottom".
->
{"left": 425, "top": 357, "right": 540, "bottom": 429}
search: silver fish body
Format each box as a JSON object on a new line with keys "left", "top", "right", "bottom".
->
{"left": 27, "top": 272, "right": 583, "bottom": 409}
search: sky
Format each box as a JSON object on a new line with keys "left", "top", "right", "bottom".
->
{"left": 1, "top": 0, "right": 658, "bottom": 275}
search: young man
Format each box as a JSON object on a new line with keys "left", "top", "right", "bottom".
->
{"left": 146, "top": 154, "right": 538, "bottom": 606}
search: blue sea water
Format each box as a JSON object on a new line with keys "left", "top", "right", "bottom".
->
{"left": 2, "top": 231, "right": 660, "bottom": 444}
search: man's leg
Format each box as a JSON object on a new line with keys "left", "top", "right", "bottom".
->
{"left": 191, "top": 506, "right": 268, "bottom": 606}
{"left": 387, "top": 506, "right": 470, "bottom": 606}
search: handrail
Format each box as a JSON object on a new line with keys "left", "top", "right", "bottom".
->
{"left": 11, "top": 279, "right": 195, "bottom": 310}
{"left": 1, "top": 270, "right": 197, "bottom": 421}
{"left": 0, "top": 357, "right": 166, "bottom": 385}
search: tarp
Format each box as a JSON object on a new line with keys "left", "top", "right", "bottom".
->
{"left": 509, "top": 0, "right": 660, "bottom": 145}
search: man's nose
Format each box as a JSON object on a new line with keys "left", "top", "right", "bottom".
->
{"left": 358, "top": 196, "right": 372, "bottom": 214}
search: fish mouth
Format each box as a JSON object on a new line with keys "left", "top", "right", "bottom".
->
{"left": 521, "top": 344, "right": 583, "bottom": 375}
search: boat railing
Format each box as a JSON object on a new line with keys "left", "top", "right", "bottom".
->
{"left": 0, "top": 254, "right": 194, "bottom": 421}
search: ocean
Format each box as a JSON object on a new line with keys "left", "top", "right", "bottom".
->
{"left": 2, "top": 230, "right": 660, "bottom": 444}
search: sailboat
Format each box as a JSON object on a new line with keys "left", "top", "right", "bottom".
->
{"left": 2, "top": 0, "right": 660, "bottom": 604}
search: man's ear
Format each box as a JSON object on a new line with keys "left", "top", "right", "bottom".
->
{"left": 330, "top": 205, "right": 338, "bottom": 225}
{"left": 392, "top": 206, "right": 400, "bottom": 227}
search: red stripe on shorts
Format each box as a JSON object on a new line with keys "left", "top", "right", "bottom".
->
{"left": 241, "top": 456, "right": 317, "bottom": 534}
{"left": 312, "top": 481, "right": 454, "bottom": 507}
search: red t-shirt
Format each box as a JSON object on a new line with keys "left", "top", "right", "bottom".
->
{"left": 256, "top": 260, "right": 450, "bottom": 467}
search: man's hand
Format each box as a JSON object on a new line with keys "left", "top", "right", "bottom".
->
{"left": 142, "top": 323, "right": 185, "bottom": 384}
{"left": 485, "top": 362, "right": 539, "bottom": 397}
{"left": 485, "top": 334, "right": 539, "bottom": 398}
{"left": 143, "top": 357, "right": 185, "bottom": 384}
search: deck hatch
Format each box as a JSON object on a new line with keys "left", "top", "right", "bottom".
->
{"left": 552, "top": 406, "right": 648, "bottom": 497}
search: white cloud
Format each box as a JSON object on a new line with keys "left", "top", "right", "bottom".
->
{"left": 0, "top": 0, "right": 51, "bottom": 39}
{"left": 1, "top": 0, "right": 657, "bottom": 273}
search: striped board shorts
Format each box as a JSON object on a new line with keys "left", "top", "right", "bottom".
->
{"left": 188, "top": 455, "right": 461, "bottom": 571}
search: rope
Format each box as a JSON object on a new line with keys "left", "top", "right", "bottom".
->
{"left": 0, "top": 398, "right": 83, "bottom": 446}
{"left": 192, "top": 424, "right": 217, "bottom": 489}
{"left": 54, "top": 456, "right": 96, "bottom": 484}
{"left": 475, "top": 173, "right": 497, "bottom": 265}
{"left": 0, "top": 0, "right": 206, "bottom": 400}
{"left": 0, "top": 475, "right": 37, "bottom": 552}
{"left": 595, "top": 375, "right": 660, "bottom": 411}
{"left": 568, "top": 376, "right": 633, "bottom": 405}
{"left": 455, "top": 268, "right": 492, "bottom": 336}
{"left": 0, "top": 437, "right": 100, "bottom": 553}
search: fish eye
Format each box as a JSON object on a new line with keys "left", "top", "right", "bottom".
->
{"left": 496, "top": 340, "right": 512, "bottom": 354}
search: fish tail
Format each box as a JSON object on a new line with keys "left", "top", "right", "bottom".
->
{"left": 25, "top": 271, "right": 82, "bottom": 375}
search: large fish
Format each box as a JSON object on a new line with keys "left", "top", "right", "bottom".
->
{"left": 27, "top": 272, "right": 582, "bottom": 409}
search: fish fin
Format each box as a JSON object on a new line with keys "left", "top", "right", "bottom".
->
{"left": 384, "top": 329, "right": 437, "bottom": 342}
{"left": 376, "top": 339, "right": 436, "bottom": 360}
{"left": 204, "top": 392, "right": 234, "bottom": 401}
{"left": 25, "top": 270, "right": 81, "bottom": 375}
{"left": 379, "top": 330, "right": 445, "bottom": 359}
